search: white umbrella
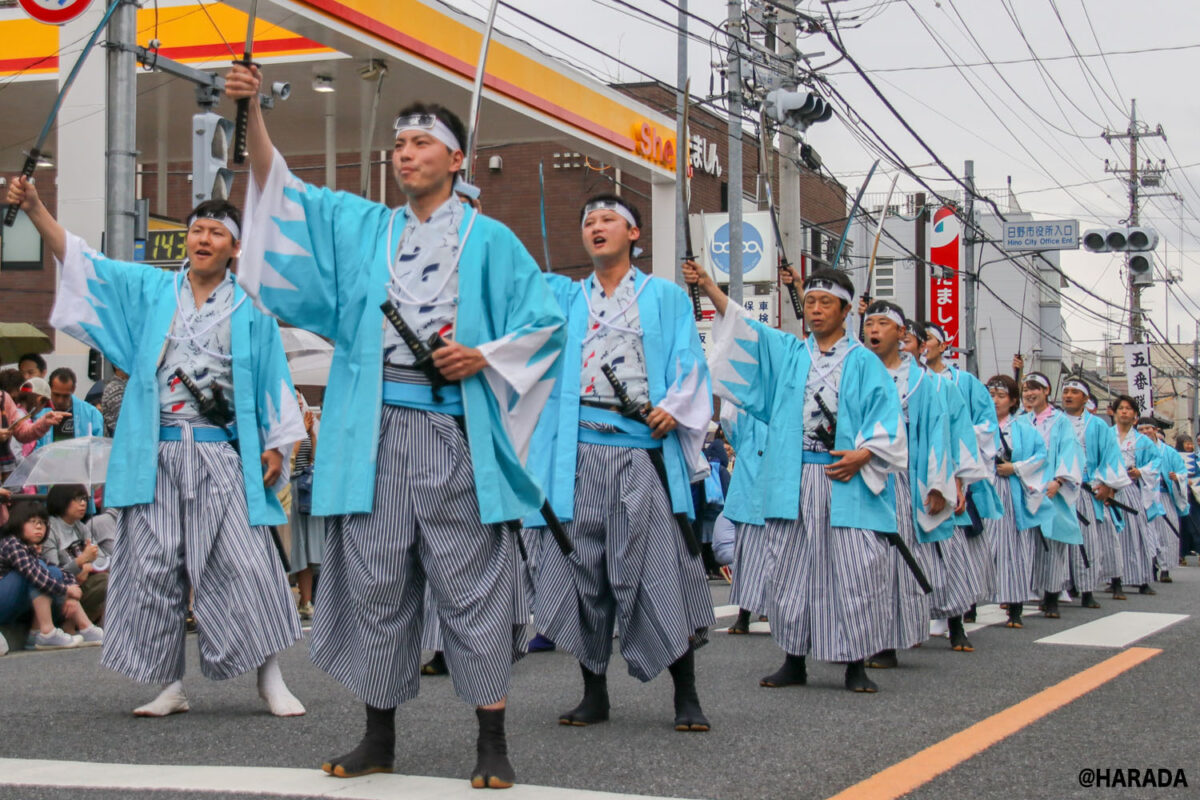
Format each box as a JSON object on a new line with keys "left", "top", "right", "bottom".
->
{"left": 279, "top": 328, "right": 333, "bottom": 386}
{"left": 3, "top": 436, "right": 112, "bottom": 490}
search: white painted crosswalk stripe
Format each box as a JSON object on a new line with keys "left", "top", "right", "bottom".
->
{"left": 1034, "top": 611, "right": 1189, "bottom": 648}
{"left": 0, "top": 758, "right": 694, "bottom": 800}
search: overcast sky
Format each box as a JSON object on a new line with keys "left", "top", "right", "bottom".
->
{"left": 451, "top": 0, "right": 1200, "bottom": 352}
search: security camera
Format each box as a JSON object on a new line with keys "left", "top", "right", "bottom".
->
{"left": 271, "top": 81, "right": 291, "bottom": 101}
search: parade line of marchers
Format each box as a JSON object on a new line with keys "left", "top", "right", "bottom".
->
{"left": 4, "top": 54, "right": 1195, "bottom": 792}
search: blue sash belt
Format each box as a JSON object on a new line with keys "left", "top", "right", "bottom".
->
{"left": 382, "top": 380, "right": 464, "bottom": 416}
{"left": 578, "top": 405, "right": 661, "bottom": 450}
{"left": 160, "top": 424, "right": 237, "bottom": 442}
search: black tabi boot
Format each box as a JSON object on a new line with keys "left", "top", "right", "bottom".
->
{"left": 1139, "top": 583, "right": 1157, "bottom": 595}
{"left": 865, "top": 649, "right": 899, "bottom": 669}
{"left": 760, "top": 653, "right": 807, "bottom": 687}
{"left": 1042, "top": 591, "right": 1061, "bottom": 619}
{"left": 668, "top": 646, "right": 710, "bottom": 732}
{"left": 1005, "top": 602, "right": 1023, "bottom": 628}
{"left": 727, "top": 608, "right": 752, "bottom": 635}
{"left": 1081, "top": 591, "right": 1101, "bottom": 609}
{"left": 844, "top": 659, "right": 878, "bottom": 693}
{"left": 962, "top": 604, "right": 977, "bottom": 624}
{"left": 421, "top": 650, "right": 448, "bottom": 676}
{"left": 948, "top": 616, "right": 974, "bottom": 652}
{"left": 471, "top": 707, "right": 516, "bottom": 789}
{"left": 322, "top": 704, "right": 395, "bottom": 778}
{"left": 558, "top": 664, "right": 610, "bottom": 726}
{"left": 1111, "top": 577, "right": 1127, "bottom": 600}
{"left": 1159, "top": 569, "right": 1173, "bottom": 583}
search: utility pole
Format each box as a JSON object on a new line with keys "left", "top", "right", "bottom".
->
{"left": 726, "top": 0, "right": 744, "bottom": 305}
{"left": 1102, "top": 98, "right": 1165, "bottom": 344}
{"left": 104, "top": 0, "right": 138, "bottom": 260}
{"left": 1193, "top": 321, "right": 1199, "bottom": 438}
{"left": 675, "top": 0, "right": 688, "bottom": 283}
{"left": 914, "top": 192, "right": 927, "bottom": 322}
{"left": 775, "top": 0, "right": 803, "bottom": 335}
{"left": 962, "top": 160, "right": 978, "bottom": 376}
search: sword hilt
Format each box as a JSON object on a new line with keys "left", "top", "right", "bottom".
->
{"left": 4, "top": 151, "right": 38, "bottom": 228}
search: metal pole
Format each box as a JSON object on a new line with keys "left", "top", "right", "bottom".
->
{"left": 1193, "top": 321, "right": 1199, "bottom": 438}
{"left": 1128, "top": 99, "right": 1142, "bottom": 344}
{"left": 914, "top": 192, "right": 927, "bottom": 322}
{"left": 727, "top": 0, "right": 744, "bottom": 305}
{"left": 105, "top": 0, "right": 137, "bottom": 260}
{"left": 675, "top": 0, "right": 688, "bottom": 282}
{"left": 776, "top": 0, "right": 802, "bottom": 334}
{"left": 963, "top": 160, "right": 978, "bottom": 376}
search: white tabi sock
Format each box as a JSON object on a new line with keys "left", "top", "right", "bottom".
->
{"left": 133, "top": 680, "right": 190, "bottom": 717}
{"left": 258, "top": 654, "right": 306, "bottom": 717}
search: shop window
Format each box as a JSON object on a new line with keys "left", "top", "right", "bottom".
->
{"left": 0, "top": 210, "right": 44, "bottom": 271}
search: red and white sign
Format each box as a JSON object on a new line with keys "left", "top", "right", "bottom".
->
{"left": 928, "top": 206, "right": 962, "bottom": 361}
{"left": 19, "top": 0, "right": 95, "bottom": 25}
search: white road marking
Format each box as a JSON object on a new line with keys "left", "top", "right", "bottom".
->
{"left": 964, "top": 604, "right": 1009, "bottom": 633}
{"left": 0, "top": 758, "right": 694, "bottom": 800}
{"left": 1035, "top": 611, "right": 1189, "bottom": 648}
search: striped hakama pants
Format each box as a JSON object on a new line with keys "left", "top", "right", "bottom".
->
{"left": 922, "top": 529, "right": 977, "bottom": 619}
{"left": 1069, "top": 493, "right": 1108, "bottom": 593}
{"left": 1155, "top": 492, "right": 1179, "bottom": 572}
{"left": 1096, "top": 503, "right": 1125, "bottom": 583}
{"left": 102, "top": 433, "right": 301, "bottom": 683}
{"left": 729, "top": 523, "right": 768, "bottom": 615}
{"left": 533, "top": 435, "right": 713, "bottom": 682}
{"left": 988, "top": 477, "right": 1038, "bottom": 604}
{"left": 1116, "top": 484, "right": 1155, "bottom": 586}
{"left": 310, "top": 405, "right": 516, "bottom": 709}
{"left": 754, "top": 462, "right": 890, "bottom": 663}
{"left": 1031, "top": 535, "right": 1069, "bottom": 594}
{"left": 881, "top": 471, "right": 929, "bottom": 650}
{"left": 421, "top": 528, "right": 533, "bottom": 658}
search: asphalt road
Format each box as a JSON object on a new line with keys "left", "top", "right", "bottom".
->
{"left": 2, "top": 569, "right": 1197, "bottom": 800}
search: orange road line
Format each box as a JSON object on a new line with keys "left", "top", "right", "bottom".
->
{"left": 827, "top": 646, "right": 1161, "bottom": 800}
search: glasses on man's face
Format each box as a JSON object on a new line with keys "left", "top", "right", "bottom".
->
{"left": 393, "top": 113, "right": 438, "bottom": 132}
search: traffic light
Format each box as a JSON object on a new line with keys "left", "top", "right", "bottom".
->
{"left": 1129, "top": 252, "right": 1154, "bottom": 287}
{"left": 87, "top": 347, "right": 103, "bottom": 382}
{"left": 764, "top": 89, "right": 833, "bottom": 131}
{"left": 1081, "top": 226, "right": 1159, "bottom": 253}
{"left": 192, "top": 112, "right": 234, "bottom": 204}
{"left": 1082, "top": 226, "right": 1158, "bottom": 286}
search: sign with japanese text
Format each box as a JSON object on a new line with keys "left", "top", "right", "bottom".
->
{"left": 1123, "top": 343, "right": 1153, "bottom": 415}
{"left": 928, "top": 206, "right": 961, "bottom": 361}
{"left": 1001, "top": 219, "right": 1079, "bottom": 251}
{"left": 695, "top": 291, "right": 776, "bottom": 354}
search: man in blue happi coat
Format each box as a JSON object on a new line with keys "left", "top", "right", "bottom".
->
{"left": 684, "top": 260, "right": 907, "bottom": 693}
{"left": 6, "top": 179, "right": 307, "bottom": 719}
{"left": 226, "top": 64, "right": 565, "bottom": 789}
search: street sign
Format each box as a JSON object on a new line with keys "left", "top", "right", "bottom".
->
{"left": 695, "top": 210, "right": 777, "bottom": 284}
{"left": 1000, "top": 219, "right": 1079, "bottom": 251}
{"left": 929, "top": 206, "right": 962, "bottom": 362}
{"left": 19, "top": 0, "right": 95, "bottom": 25}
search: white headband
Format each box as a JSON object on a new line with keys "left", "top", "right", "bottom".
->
{"left": 925, "top": 324, "right": 947, "bottom": 344}
{"left": 803, "top": 278, "right": 852, "bottom": 304}
{"left": 1024, "top": 373, "right": 1051, "bottom": 390}
{"left": 866, "top": 309, "right": 905, "bottom": 328}
{"left": 582, "top": 200, "right": 638, "bottom": 230}
{"left": 187, "top": 212, "right": 240, "bottom": 242}
{"left": 394, "top": 113, "right": 462, "bottom": 153}
{"left": 1062, "top": 379, "right": 1090, "bottom": 397}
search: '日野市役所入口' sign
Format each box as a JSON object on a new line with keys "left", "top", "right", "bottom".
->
{"left": 1000, "top": 219, "right": 1079, "bottom": 251}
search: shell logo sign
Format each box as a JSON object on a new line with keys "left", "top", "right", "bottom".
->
{"left": 633, "top": 122, "right": 677, "bottom": 169}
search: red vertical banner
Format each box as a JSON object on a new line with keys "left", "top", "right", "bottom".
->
{"left": 929, "top": 206, "right": 962, "bottom": 361}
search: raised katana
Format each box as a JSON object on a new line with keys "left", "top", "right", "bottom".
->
{"left": 231, "top": 0, "right": 260, "bottom": 164}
